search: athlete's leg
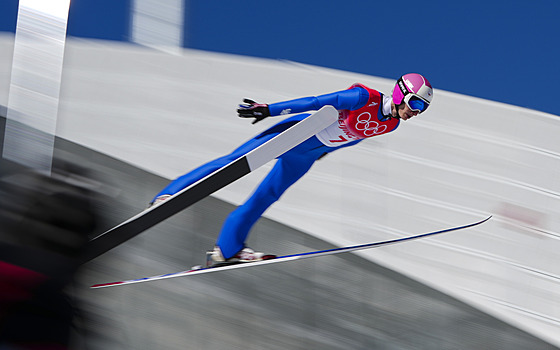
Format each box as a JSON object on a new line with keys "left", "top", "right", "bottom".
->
{"left": 152, "top": 116, "right": 306, "bottom": 202}
{"left": 153, "top": 140, "right": 261, "bottom": 199}
{"left": 216, "top": 137, "right": 327, "bottom": 258}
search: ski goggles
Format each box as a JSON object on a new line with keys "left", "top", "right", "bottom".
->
{"left": 404, "top": 94, "right": 430, "bottom": 113}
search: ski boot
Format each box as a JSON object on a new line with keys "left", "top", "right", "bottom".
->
{"left": 148, "top": 194, "right": 171, "bottom": 208}
{"left": 205, "top": 246, "right": 276, "bottom": 268}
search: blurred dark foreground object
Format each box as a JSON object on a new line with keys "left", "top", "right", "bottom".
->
{"left": 0, "top": 165, "right": 99, "bottom": 349}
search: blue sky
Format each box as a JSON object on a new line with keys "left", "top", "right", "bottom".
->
{"left": 1, "top": 0, "right": 559, "bottom": 116}
{"left": 187, "top": 0, "right": 560, "bottom": 116}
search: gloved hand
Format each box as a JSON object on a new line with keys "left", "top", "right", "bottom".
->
{"left": 237, "top": 98, "right": 271, "bottom": 124}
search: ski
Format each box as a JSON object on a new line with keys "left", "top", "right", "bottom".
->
{"left": 81, "top": 106, "right": 338, "bottom": 263}
{"left": 90, "top": 215, "right": 491, "bottom": 289}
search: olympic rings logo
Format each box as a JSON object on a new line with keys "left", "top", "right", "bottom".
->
{"left": 354, "top": 112, "right": 387, "bottom": 136}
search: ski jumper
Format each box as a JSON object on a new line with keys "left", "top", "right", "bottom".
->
{"left": 154, "top": 84, "right": 400, "bottom": 259}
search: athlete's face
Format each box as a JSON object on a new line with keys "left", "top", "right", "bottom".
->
{"left": 393, "top": 103, "right": 420, "bottom": 120}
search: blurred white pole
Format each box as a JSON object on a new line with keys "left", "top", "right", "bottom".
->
{"left": 2, "top": 0, "right": 71, "bottom": 175}
{"left": 131, "top": 0, "right": 184, "bottom": 54}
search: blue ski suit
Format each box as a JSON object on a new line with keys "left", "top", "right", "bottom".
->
{"left": 154, "top": 84, "right": 400, "bottom": 259}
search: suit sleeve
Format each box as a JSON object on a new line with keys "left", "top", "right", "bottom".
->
{"left": 267, "top": 86, "right": 369, "bottom": 116}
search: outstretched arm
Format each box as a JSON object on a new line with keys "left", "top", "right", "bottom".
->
{"left": 269, "top": 87, "right": 368, "bottom": 116}
{"left": 238, "top": 86, "right": 369, "bottom": 124}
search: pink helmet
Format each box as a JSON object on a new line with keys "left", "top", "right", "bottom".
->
{"left": 393, "top": 73, "right": 433, "bottom": 113}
